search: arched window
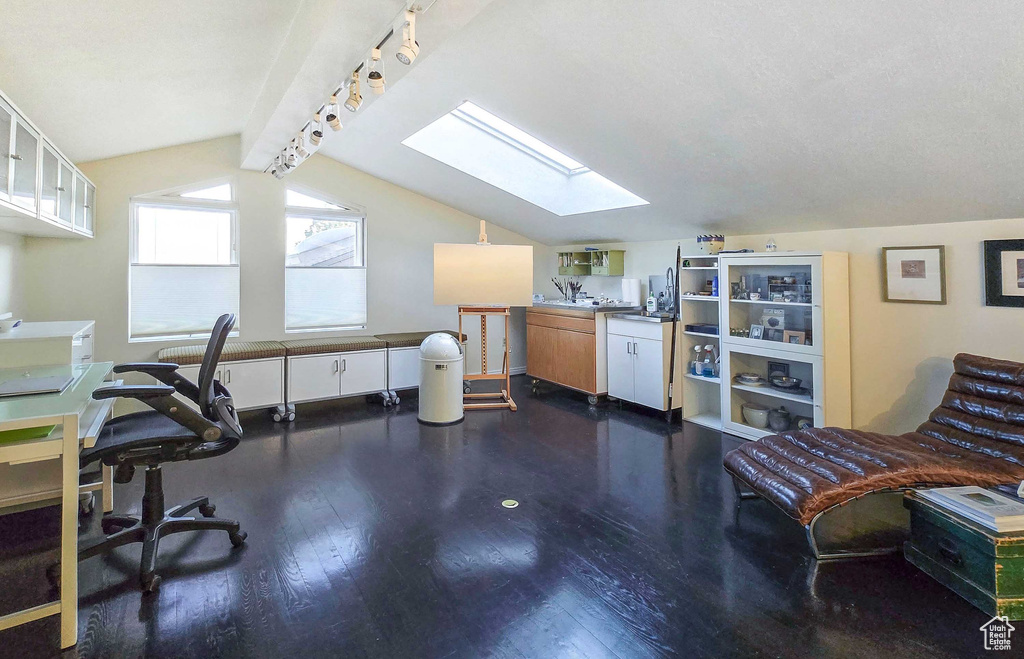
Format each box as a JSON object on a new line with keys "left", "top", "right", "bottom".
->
{"left": 285, "top": 186, "right": 367, "bottom": 332}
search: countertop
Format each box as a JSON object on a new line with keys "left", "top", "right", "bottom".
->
{"left": 530, "top": 301, "right": 641, "bottom": 314}
{"left": 609, "top": 312, "right": 677, "bottom": 323}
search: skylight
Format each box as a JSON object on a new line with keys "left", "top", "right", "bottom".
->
{"left": 402, "top": 102, "right": 648, "bottom": 216}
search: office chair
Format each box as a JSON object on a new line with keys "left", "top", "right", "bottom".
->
{"left": 77, "top": 313, "right": 246, "bottom": 593}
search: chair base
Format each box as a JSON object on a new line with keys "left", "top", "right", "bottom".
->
{"left": 75, "top": 466, "right": 245, "bottom": 594}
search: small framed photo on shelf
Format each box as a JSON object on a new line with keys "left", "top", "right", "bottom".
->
{"left": 984, "top": 239, "right": 1024, "bottom": 308}
{"left": 749, "top": 324, "right": 765, "bottom": 340}
{"left": 783, "top": 330, "right": 806, "bottom": 345}
{"left": 882, "top": 245, "right": 946, "bottom": 304}
{"left": 767, "top": 361, "right": 790, "bottom": 378}
{"left": 765, "top": 329, "right": 785, "bottom": 342}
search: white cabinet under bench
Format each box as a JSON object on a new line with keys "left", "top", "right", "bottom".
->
{"left": 282, "top": 337, "right": 388, "bottom": 408}
{"left": 374, "top": 331, "right": 465, "bottom": 394}
{"left": 158, "top": 341, "right": 286, "bottom": 413}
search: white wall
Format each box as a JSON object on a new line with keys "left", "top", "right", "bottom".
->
{"left": 557, "top": 216, "right": 1024, "bottom": 434}
{"left": 0, "top": 230, "right": 23, "bottom": 315}
{"left": 21, "top": 136, "right": 553, "bottom": 376}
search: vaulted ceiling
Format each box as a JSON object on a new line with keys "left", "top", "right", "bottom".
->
{"left": 3, "top": 1, "right": 1024, "bottom": 245}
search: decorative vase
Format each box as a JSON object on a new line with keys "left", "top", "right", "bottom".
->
{"left": 768, "top": 406, "right": 791, "bottom": 432}
{"left": 741, "top": 403, "right": 769, "bottom": 428}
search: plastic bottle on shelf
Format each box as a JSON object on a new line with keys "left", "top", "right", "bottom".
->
{"left": 692, "top": 345, "right": 704, "bottom": 376}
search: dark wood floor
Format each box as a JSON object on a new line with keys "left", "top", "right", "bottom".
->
{"left": 0, "top": 376, "right": 992, "bottom": 658}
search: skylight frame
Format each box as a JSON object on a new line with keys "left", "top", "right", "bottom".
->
{"left": 451, "top": 102, "right": 590, "bottom": 176}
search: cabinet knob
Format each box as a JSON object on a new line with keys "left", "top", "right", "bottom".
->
{"left": 57, "top": 186, "right": 65, "bottom": 192}
{"left": 10, "top": 154, "right": 22, "bottom": 161}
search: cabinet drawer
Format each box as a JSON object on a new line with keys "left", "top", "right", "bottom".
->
{"left": 607, "top": 318, "right": 667, "bottom": 342}
{"left": 526, "top": 311, "right": 595, "bottom": 334}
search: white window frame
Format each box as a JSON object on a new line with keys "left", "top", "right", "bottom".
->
{"left": 284, "top": 185, "right": 367, "bottom": 333}
{"left": 128, "top": 178, "right": 240, "bottom": 342}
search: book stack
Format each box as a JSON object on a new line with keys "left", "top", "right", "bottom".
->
{"left": 918, "top": 486, "right": 1024, "bottom": 532}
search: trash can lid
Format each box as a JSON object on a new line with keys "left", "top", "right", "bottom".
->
{"left": 419, "top": 332, "right": 463, "bottom": 360}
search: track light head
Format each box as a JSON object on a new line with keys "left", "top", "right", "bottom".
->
{"left": 368, "top": 47, "right": 386, "bottom": 95}
{"left": 310, "top": 113, "right": 324, "bottom": 145}
{"left": 326, "top": 94, "right": 343, "bottom": 131}
{"left": 397, "top": 10, "right": 419, "bottom": 65}
{"left": 295, "top": 133, "right": 310, "bottom": 158}
{"left": 345, "top": 72, "right": 362, "bottom": 112}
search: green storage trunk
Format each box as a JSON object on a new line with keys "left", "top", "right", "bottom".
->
{"left": 904, "top": 491, "right": 1024, "bottom": 620}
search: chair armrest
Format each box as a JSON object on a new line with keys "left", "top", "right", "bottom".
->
{"left": 92, "top": 384, "right": 175, "bottom": 400}
{"left": 113, "top": 362, "right": 180, "bottom": 375}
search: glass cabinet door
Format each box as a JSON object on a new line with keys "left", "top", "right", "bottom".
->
{"left": 40, "top": 144, "right": 59, "bottom": 217}
{"left": 10, "top": 120, "right": 38, "bottom": 212}
{"left": 57, "top": 160, "right": 74, "bottom": 224}
{"left": 74, "top": 173, "right": 87, "bottom": 230}
{"left": 0, "top": 103, "right": 11, "bottom": 202}
{"left": 83, "top": 180, "right": 95, "bottom": 234}
{"left": 721, "top": 255, "right": 823, "bottom": 356}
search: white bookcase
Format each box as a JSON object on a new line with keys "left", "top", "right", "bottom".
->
{"left": 677, "top": 255, "right": 723, "bottom": 430}
{"left": 720, "top": 251, "right": 850, "bottom": 440}
{"left": 677, "top": 251, "right": 851, "bottom": 440}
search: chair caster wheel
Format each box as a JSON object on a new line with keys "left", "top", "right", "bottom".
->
{"left": 79, "top": 493, "right": 95, "bottom": 516}
{"left": 230, "top": 531, "right": 247, "bottom": 547}
{"left": 199, "top": 503, "right": 216, "bottom": 517}
{"left": 463, "top": 384, "right": 472, "bottom": 394}
{"left": 141, "top": 575, "right": 162, "bottom": 594}
{"left": 587, "top": 395, "right": 599, "bottom": 406}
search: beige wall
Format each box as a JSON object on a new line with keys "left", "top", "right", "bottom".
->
{"left": 0, "top": 230, "right": 23, "bottom": 315}
{"left": 557, "top": 216, "right": 1024, "bottom": 434}
{"left": 21, "top": 136, "right": 553, "bottom": 375}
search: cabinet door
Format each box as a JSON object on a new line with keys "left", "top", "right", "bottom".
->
{"left": 40, "top": 144, "right": 58, "bottom": 218}
{"left": 632, "top": 337, "right": 666, "bottom": 410}
{"left": 556, "top": 329, "right": 597, "bottom": 393}
{"left": 223, "top": 359, "right": 284, "bottom": 410}
{"left": 288, "top": 354, "right": 341, "bottom": 403}
{"left": 388, "top": 347, "right": 420, "bottom": 390}
{"left": 526, "top": 323, "right": 559, "bottom": 383}
{"left": 0, "top": 103, "right": 11, "bottom": 202}
{"left": 57, "top": 160, "right": 74, "bottom": 224}
{"left": 606, "top": 332, "right": 635, "bottom": 402}
{"left": 83, "top": 180, "right": 95, "bottom": 233}
{"left": 74, "top": 173, "right": 87, "bottom": 231}
{"left": 340, "top": 350, "right": 387, "bottom": 396}
{"left": 10, "top": 120, "right": 38, "bottom": 212}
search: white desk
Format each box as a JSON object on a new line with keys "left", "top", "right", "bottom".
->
{"left": 0, "top": 361, "right": 114, "bottom": 649}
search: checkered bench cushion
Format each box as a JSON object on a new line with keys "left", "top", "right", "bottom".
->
{"left": 282, "top": 336, "right": 387, "bottom": 356}
{"left": 158, "top": 340, "right": 286, "bottom": 366}
{"left": 373, "top": 330, "right": 466, "bottom": 348}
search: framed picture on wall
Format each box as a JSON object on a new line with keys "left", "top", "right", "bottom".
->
{"left": 882, "top": 245, "right": 946, "bottom": 304}
{"left": 984, "top": 239, "right": 1024, "bottom": 308}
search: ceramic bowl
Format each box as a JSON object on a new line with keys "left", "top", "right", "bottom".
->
{"left": 770, "top": 376, "right": 802, "bottom": 390}
{"left": 741, "top": 403, "right": 769, "bottom": 428}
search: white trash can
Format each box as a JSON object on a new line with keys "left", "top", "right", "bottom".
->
{"left": 417, "top": 333, "right": 464, "bottom": 425}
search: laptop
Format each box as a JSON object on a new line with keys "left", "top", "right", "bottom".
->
{"left": 0, "top": 373, "right": 75, "bottom": 397}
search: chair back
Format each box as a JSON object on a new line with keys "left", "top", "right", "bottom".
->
{"left": 197, "top": 313, "right": 236, "bottom": 419}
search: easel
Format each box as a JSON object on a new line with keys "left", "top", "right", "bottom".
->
{"left": 459, "top": 305, "right": 517, "bottom": 411}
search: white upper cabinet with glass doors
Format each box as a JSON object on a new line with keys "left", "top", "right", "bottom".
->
{"left": 0, "top": 87, "right": 96, "bottom": 238}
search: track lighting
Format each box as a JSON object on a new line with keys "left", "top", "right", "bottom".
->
{"left": 295, "top": 132, "right": 309, "bottom": 158}
{"left": 368, "top": 48, "right": 386, "bottom": 95}
{"left": 326, "top": 95, "right": 342, "bottom": 131}
{"left": 397, "top": 10, "right": 419, "bottom": 65}
{"left": 310, "top": 112, "right": 323, "bottom": 145}
{"left": 345, "top": 73, "right": 363, "bottom": 112}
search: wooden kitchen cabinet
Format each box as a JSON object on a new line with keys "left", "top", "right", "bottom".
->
{"left": 526, "top": 307, "right": 609, "bottom": 399}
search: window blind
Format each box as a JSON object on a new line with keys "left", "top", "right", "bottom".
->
{"left": 130, "top": 264, "right": 240, "bottom": 339}
{"left": 286, "top": 267, "right": 367, "bottom": 331}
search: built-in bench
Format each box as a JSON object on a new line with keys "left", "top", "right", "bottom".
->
{"left": 158, "top": 341, "right": 286, "bottom": 414}
{"left": 281, "top": 337, "right": 389, "bottom": 412}
{"left": 155, "top": 331, "right": 464, "bottom": 421}
{"left": 374, "top": 331, "right": 465, "bottom": 398}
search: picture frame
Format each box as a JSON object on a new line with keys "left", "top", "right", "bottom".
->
{"left": 783, "top": 330, "right": 806, "bottom": 345}
{"left": 984, "top": 239, "right": 1024, "bottom": 308}
{"left": 882, "top": 245, "right": 946, "bottom": 304}
{"left": 748, "top": 324, "right": 764, "bottom": 340}
{"left": 767, "top": 361, "right": 790, "bottom": 378}
{"left": 765, "top": 328, "right": 785, "bottom": 342}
